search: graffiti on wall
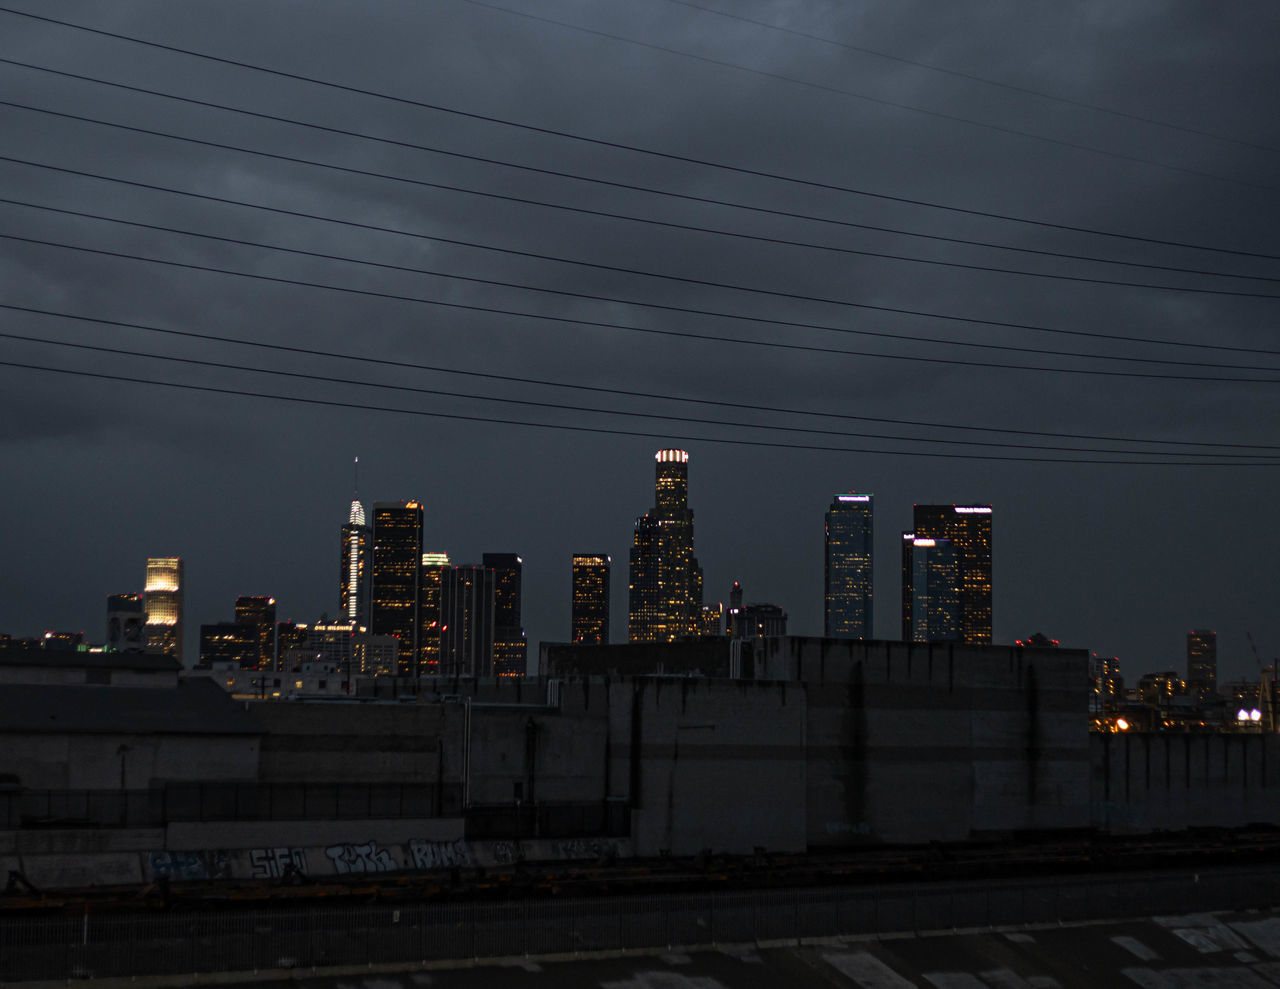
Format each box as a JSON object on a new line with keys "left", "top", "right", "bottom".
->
{"left": 325, "top": 840, "right": 399, "bottom": 874}
{"left": 409, "top": 838, "right": 474, "bottom": 870}
{"left": 148, "top": 851, "right": 208, "bottom": 881}
{"left": 248, "top": 847, "right": 307, "bottom": 879}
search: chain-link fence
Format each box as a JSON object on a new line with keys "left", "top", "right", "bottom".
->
{"left": 2, "top": 865, "right": 1275, "bottom": 983}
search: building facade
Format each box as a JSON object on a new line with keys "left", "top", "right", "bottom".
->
{"left": 628, "top": 450, "right": 704, "bottom": 642}
{"left": 371, "top": 501, "right": 423, "bottom": 677}
{"left": 1187, "top": 628, "right": 1218, "bottom": 702}
{"left": 901, "top": 534, "right": 959, "bottom": 642}
{"left": 484, "top": 553, "right": 527, "bottom": 677}
{"left": 234, "top": 596, "right": 277, "bottom": 671}
{"left": 419, "top": 552, "right": 450, "bottom": 676}
{"left": 106, "top": 593, "right": 146, "bottom": 654}
{"left": 143, "top": 557, "right": 184, "bottom": 666}
{"left": 824, "top": 493, "right": 873, "bottom": 639}
{"left": 440, "top": 565, "right": 495, "bottom": 677}
{"left": 571, "top": 554, "right": 610, "bottom": 644}
{"left": 908, "top": 504, "right": 992, "bottom": 644}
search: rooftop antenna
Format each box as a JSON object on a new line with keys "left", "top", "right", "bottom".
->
{"left": 353, "top": 456, "right": 360, "bottom": 499}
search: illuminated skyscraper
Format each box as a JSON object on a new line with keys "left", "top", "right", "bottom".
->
{"left": 1187, "top": 628, "right": 1217, "bottom": 702}
{"left": 908, "top": 504, "right": 992, "bottom": 644}
{"left": 340, "top": 498, "right": 371, "bottom": 626}
{"left": 234, "top": 595, "right": 277, "bottom": 671}
{"left": 143, "top": 557, "right": 183, "bottom": 665}
{"left": 571, "top": 554, "right": 610, "bottom": 644}
{"left": 419, "top": 551, "right": 450, "bottom": 676}
{"left": 824, "top": 493, "right": 873, "bottom": 639}
{"left": 628, "top": 449, "right": 704, "bottom": 642}
{"left": 901, "top": 535, "right": 959, "bottom": 642}
{"left": 484, "top": 553, "right": 527, "bottom": 677}
{"left": 371, "top": 501, "right": 423, "bottom": 676}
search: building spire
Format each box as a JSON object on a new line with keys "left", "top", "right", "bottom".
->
{"left": 347, "top": 457, "right": 366, "bottom": 527}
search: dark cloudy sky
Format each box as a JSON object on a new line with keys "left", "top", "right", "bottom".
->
{"left": 2, "top": 1, "right": 1278, "bottom": 684}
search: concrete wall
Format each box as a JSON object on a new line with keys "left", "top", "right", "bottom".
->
{"left": 4, "top": 732, "right": 260, "bottom": 789}
{"left": 1091, "top": 732, "right": 1280, "bottom": 832}
{"left": 755, "top": 638, "right": 1091, "bottom": 845}
{"left": 621, "top": 677, "right": 808, "bottom": 857}
{"left": 253, "top": 702, "right": 445, "bottom": 784}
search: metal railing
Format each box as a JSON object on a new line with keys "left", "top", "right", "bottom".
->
{"left": 2, "top": 864, "right": 1275, "bottom": 982}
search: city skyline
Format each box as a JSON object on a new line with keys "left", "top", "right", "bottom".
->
{"left": 2, "top": 4, "right": 1277, "bottom": 684}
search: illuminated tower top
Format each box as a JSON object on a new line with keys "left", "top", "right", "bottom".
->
{"left": 654, "top": 449, "right": 690, "bottom": 516}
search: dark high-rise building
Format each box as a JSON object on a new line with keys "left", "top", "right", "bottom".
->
{"left": 1187, "top": 628, "right": 1218, "bottom": 701}
{"left": 908, "top": 504, "right": 992, "bottom": 644}
{"left": 340, "top": 497, "right": 371, "bottom": 626}
{"left": 901, "top": 534, "right": 959, "bottom": 642}
{"left": 628, "top": 449, "right": 704, "bottom": 642}
{"left": 824, "top": 493, "right": 873, "bottom": 639}
{"left": 275, "top": 620, "right": 309, "bottom": 671}
{"left": 144, "top": 556, "right": 184, "bottom": 665}
{"left": 419, "top": 552, "right": 450, "bottom": 676}
{"left": 106, "top": 593, "right": 146, "bottom": 653}
{"left": 371, "top": 501, "right": 424, "bottom": 677}
{"left": 484, "top": 553, "right": 526, "bottom": 677}
{"left": 571, "top": 554, "right": 611, "bottom": 644}
{"left": 234, "top": 596, "right": 277, "bottom": 671}
{"left": 198, "top": 622, "right": 256, "bottom": 668}
{"left": 440, "top": 565, "right": 495, "bottom": 677}
{"left": 725, "top": 583, "right": 788, "bottom": 638}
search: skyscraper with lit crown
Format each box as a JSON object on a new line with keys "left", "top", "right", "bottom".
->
{"left": 628, "top": 449, "right": 703, "bottom": 642}
{"left": 825, "top": 493, "right": 873, "bottom": 638}
{"left": 572, "top": 554, "right": 610, "bottom": 644}
{"left": 143, "top": 556, "right": 184, "bottom": 665}
{"left": 903, "top": 504, "right": 992, "bottom": 644}
{"left": 371, "top": 501, "right": 423, "bottom": 676}
{"left": 340, "top": 497, "right": 371, "bottom": 625}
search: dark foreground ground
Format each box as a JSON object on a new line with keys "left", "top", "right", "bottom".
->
{"left": 10, "top": 908, "right": 1280, "bottom": 988}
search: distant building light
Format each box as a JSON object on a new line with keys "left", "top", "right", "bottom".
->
{"left": 913, "top": 538, "right": 937, "bottom": 547}
{"left": 837, "top": 495, "right": 871, "bottom": 502}
{"left": 953, "top": 506, "right": 993, "bottom": 514}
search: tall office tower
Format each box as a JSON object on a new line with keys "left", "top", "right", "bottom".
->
{"left": 371, "top": 501, "right": 424, "bottom": 677}
{"left": 340, "top": 497, "right": 371, "bottom": 625}
{"left": 571, "top": 554, "right": 611, "bottom": 644}
{"left": 1187, "top": 629, "right": 1218, "bottom": 702}
{"left": 910, "top": 504, "right": 992, "bottom": 644}
{"left": 484, "top": 553, "right": 527, "bottom": 677}
{"left": 143, "top": 557, "right": 184, "bottom": 665}
{"left": 901, "top": 535, "right": 959, "bottom": 642}
{"left": 440, "top": 565, "right": 495, "bottom": 677}
{"left": 628, "top": 449, "right": 704, "bottom": 642}
{"left": 419, "top": 552, "right": 450, "bottom": 676}
{"left": 825, "top": 493, "right": 874, "bottom": 639}
{"left": 106, "top": 593, "right": 146, "bottom": 653}
{"left": 234, "top": 595, "right": 277, "bottom": 671}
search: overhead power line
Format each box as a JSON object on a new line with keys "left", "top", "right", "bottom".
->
{"left": 14, "top": 329, "right": 1269, "bottom": 458}
{"left": 456, "top": 0, "right": 1276, "bottom": 196}
{"left": 5, "top": 196, "right": 1280, "bottom": 368}
{"left": 5, "top": 151, "right": 1277, "bottom": 289}
{"left": 5, "top": 227, "right": 1280, "bottom": 382}
{"left": 4, "top": 147, "right": 1276, "bottom": 300}
{"left": 2, "top": 357, "right": 1275, "bottom": 467}
{"left": 1, "top": 7, "right": 1277, "bottom": 260}
{"left": 10, "top": 302, "right": 1278, "bottom": 453}
{"left": 660, "top": 0, "right": 1279, "bottom": 157}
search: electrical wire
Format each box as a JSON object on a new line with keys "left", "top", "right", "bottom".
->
{"left": 5, "top": 228, "right": 1279, "bottom": 382}
{"left": 6, "top": 149, "right": 1278, "bottom": 288}
{"left": 9, "top": 302, "right": 1279, "bottom": 452}
{"left": 15, "top": 329, "right": 1269, "bottom": 458}
{"left": 1, "top": 6, "right": 1277, "bottom": 260}
{"left": 658, "top": 0, "right": 1280, "bottom": 158}
{"left": 4, "top": 145, "right": 1276, "bottom": 301}
{"left": 2, "top": 356, "right": 1273, "bottom": 466}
